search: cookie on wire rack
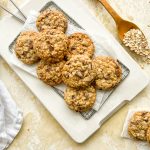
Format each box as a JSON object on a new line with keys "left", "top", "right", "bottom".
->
{"left": 37, "top": 60, "right": 65, "bottom": 86}
{"left": 36, "top": 9, "right": 68, "bottom": 33}
{"left": 15, "top": 31, "right": 40, "bottom": 65}
{"left": 146, "top": 127, "right": 150, "bottom": 143}
{"left": 128, "top": 111, "right": 150, "bottom": 141}
{"left": 62, "top": 55, "right": 96, "bottom": 88}
{"left": 64, "top": 86, "right": 96, "bottom": 112}
{"left": 93, "top": 56, "right": 122, "bottom": 90}
{"left": 42, "top": 28, "right": 65, "bottom": 36}
{"left": 34, "top": 29, "right": 68, "bottom": 63}
{"left": 67, "top": 33, "right": 95, "bottom": 60}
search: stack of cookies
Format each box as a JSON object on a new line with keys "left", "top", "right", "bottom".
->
{"left": 128, "top": 111, "right": 150, "bottom": 143}
{"left": 14, "top": 9, "right": 122, "bottom": 112}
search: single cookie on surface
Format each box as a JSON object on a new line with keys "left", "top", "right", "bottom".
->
{"left": 93, "top": 56, "right": 122, "bottom": 90}
{"left": 36, "top": 9, "right": 68, "bottom": 32}
{"left": 37, "top": 60, "right": 65, "bottom": 86}
{"left": 128, "top": 111, "right": 150, "bottom": 141}
{"left": 34, "top": 29, "right": 68, "bottom": 63}
{"left": 64, "top": 86, "right": 96, "bottom": 112}
{"left": 67, "top": 33, "right": 95, "bottom": 60}
{"left": 62, "top": 55, "right": 96, "bottom": 88}
{"left": 15, "top": 31, "right": 40, "bottom": 65}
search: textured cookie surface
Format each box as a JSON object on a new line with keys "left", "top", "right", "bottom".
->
{"left": 67, "top": 33, "right": 95, "bottom": 59}
{"left": 128, "top": 111, "right": 150, "bottom": 141}
{"left": 62, "top": 55, "right": 96, "bottom": 88}
{"left": 34, "top": 29, "right": 68, "bottom": 63}
{"left": 146, "top": 127, "right": 150, "bottom": 143}
{"left": 93, "top": 56, "right": 122, "bottom": 90}
{"left": 64, "top": 86, "right": 96, "bottom": 112}
{"left": 15, "top": 31, "right": 39, "bottom": 65}
{"left": 36, "top": 9, "right": 68, "bottom": 32}
{"left": 37, "top": 60, "right": 65, "bottom": 86}
{"left": 42, "top": 28, "right": 64, "bottom": 36}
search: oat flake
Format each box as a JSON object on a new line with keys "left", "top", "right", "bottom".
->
{"left": 123, "top": 29, "right": 150, "bottom": 64}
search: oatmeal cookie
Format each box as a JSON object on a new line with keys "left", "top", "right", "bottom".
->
{"left": 64, "top": 86, "right": 96, "bottom": 112}
{"left": 15, "top": 31, "right": 39, "bottom": 65}
{"left": 62, "top": 55, "right": 96, "bottom": 88}
{"left": 67, "top": 33, "right": 95, "bottom": 59}
{"left": 146, "top": 127, "right": 150, "bottom": 143}
{"left": 93, "top": 56, "right": 122, "bottom": 90}
{"left": 128, "top": 111, "right": 150, "bottom": 141}
{"left": 34, "top": 29, "right": 68, "bottom": 63}
{"left": 36, "top": 9, "right": 68, "bottom": 32}
{"left": 37, "top": 60, "right": 65, "bottom": 86}
{"left": 42, "top": 28, "right": 64, "bottom": 36}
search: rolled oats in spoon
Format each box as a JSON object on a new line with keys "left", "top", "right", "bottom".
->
{"left": 123, "top": 29, "right": 150, "bottom": 64}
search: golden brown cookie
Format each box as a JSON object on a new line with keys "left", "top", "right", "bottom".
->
{"left": 128, "top": 111, "right": 150, "bottom": 141}
{"left": 93, "top": 56, "right": 122, "bottom": 90}
{"left": 42, "top": 28, "right": 64, "bottom": 36}
{"left": 15, "top": 31, "right": 40, "bottom": 65}
{"left": 36, "top": 9, "right": 68, "bottom": 32}
{"left": 146, "top": 127, "right": 150, "bottom": 143}
{"left": 67, "top": 33, "right": 95, "bottom": 60}
{"left": 64, "top": 86, "right": 96, "bottom": 112}
{"left": 37, "top": 60, "right": 65, "bottom": 86}
{"left": 62, "top": 55, "right": 96, "bottom": 88}
{"left": 34, "top": 29, "right": 68, "bottom": 63}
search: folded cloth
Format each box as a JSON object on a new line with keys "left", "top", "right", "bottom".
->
{"left": 0, "top": 80, "right": 23, "bottom": 150}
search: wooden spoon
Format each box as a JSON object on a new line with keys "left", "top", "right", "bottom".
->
{"left": 99, "top": 0, "right": 140, "bottom": 41}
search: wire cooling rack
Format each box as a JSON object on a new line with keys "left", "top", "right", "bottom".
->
{"left": 9, "top": 1, "right": 130, "bottom": 120}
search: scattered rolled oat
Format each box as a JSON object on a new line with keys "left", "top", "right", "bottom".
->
{"left": 123, "top": 29, "right": 150, "bottom": 64}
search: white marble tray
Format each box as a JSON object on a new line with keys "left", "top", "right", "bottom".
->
{"left": 0, "top": 0, "right": 149, "bottom": 143}
{"left": 9, "top": 2, "right": 130, "bottom": 120}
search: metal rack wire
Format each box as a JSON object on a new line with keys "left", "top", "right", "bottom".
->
{"left": 0, "top": 0, "right": 26, "bottom": 23}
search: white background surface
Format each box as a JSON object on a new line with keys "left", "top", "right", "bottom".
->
{"left": 0, "top": 0, "right": 150, "bottom": 149}
{"left": 0, "top": 0, "right": 149, "bottom": 143}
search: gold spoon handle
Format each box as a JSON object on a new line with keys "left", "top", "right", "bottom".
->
{"left": 99, "top": 0, "right": 122, "bottom": 24}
